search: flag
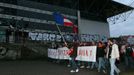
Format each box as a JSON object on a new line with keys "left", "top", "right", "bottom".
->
{"left": 53, "top": 12, "right": 73, "bottom": 27}
{"left": 53, "top": 12, "right": 64, "bottom": 25}
{"left": 64, "top": 17, "right": 73, "bottom": 26}
{"left": 73, "top": 25, "right": 78, "bottom": 33}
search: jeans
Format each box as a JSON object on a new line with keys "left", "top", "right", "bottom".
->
{"left": 77, "top": 60, "right": 81, "bottom": 66}
{"left": 104, "top": 58, "right": 110, "bottom": 68}
{"left": 70, "top": 57, "right": 78, "bottom": 70}
{"left": 91, "top": 62, "right": 98, "bottom": 69}
{"left": 98, "top": 57, "right": 105, "bottom": 71}
{"left": 110, "top": 58, "right": 120, "bottom": 75}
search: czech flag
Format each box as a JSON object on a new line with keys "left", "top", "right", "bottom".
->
{"left": 53, "top": 12, "right": 64, "bottom": 25}
{"left": 73, "top": 25, "right": 78, "bottom": 33}
{"left": 64, "top": 17, "right": 73, "bottom": 26}
{"left": 53, "top": 12, "right": 73, "bottom": 27}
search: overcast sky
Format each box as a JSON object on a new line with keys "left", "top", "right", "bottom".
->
{"left": 108, "top": 0, "right": 134, "bottom": 37}
{"left": 113, "top": 0, "right": 134, "bottom": 7}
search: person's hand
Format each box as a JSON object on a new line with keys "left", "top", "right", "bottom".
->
{"left": 64, "top": 42, "right": 68, "bottom": 46}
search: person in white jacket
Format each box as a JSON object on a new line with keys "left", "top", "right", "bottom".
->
{"left": 107, "top": 39, "right": 120, "bottom": 75}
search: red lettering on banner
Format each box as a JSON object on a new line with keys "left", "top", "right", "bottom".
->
{"left": 78, "top": 49, "right": 89, "bottom": 56}
{"left": 59, "top": 50, "right": 63, "bottom": 55}
{"left": 63, "top": 50, "right": 65, "bottom": 55}
{"left": 78, "top": 50, "right": 81, "bottom": 55}
{"left": 86, "top": 50, "right": 88, "bottom": 56}
{"left": 64, "top": 50, "right": 69, "bottom": 55}
{"left": 90, "top": 50, "right": 92, "bottom": 56}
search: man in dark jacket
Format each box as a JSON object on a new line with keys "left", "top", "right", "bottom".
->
{"left": 69, "top": 40, "right": 79, "bottom": 73}
{"left": 125, "top": 44, "right": 134, "bottom": 68}
{"left": 96, "top": 41, "right": 106, "bottom": 73}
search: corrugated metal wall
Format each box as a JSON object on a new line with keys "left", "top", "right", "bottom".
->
{"left": 79, "top": 19, "right": 110, "bottom": 37}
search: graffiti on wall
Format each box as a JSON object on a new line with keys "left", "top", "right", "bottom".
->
{"left": 29, "top": 32, "right": 73, "bottom": 42}
{"left": 80, "top": 34, "right": 107, "bottom": 42}
{"left": 29, "top": 32, "right": 107, "bottom": 42}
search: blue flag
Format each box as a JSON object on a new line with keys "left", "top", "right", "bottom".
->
{"left": 53, "top": 12, "right": 64, "bottom": 25}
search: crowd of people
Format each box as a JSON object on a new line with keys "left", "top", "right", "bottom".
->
{"left": 48, "top": 39, "right": 134, "bottom": 75}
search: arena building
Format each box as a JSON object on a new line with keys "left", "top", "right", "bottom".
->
{"left": 0, "top": 0, "right": 132, "bottom": 43}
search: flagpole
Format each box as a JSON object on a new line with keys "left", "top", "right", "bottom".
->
{"left": 55, "top": 24, "right": 67, "bottom": 46}
{"left": 53, "top": 12, "right": 67, "bottom": 46}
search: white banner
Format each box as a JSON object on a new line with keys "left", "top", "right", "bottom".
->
{"left": 48, "top": 47, "right": 71, "bottom": 60}
{"left": 76, "top": 46, "right": 97, "bottom": 62}
{"left": 48, "top": 49, "right": 59, "bottom": 59}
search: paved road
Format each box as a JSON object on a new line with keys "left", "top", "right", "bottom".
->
{"left": 0, "top": 60, "right": 133, "bottom": 75}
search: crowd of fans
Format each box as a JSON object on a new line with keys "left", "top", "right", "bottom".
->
{"left": 48, "top": 39, "right": 134, "bottom": 75}
{"left": 0, "top": 37, "right": 134, "bottom": 75}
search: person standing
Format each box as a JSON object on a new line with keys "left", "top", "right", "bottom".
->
{"left": 69, "top": 40, "right": 79, "bottom": 73}
{"left": 96, "top": 41, "right": 106, "bottom": 73}
{"left": 91, "top": 41, "right": 98, "bottom": 69}
{"left": 124, "top": 43, "right": 134, "bottom": 68}
{"left": 106, "top": 39, "right": 120, "bottom": 75}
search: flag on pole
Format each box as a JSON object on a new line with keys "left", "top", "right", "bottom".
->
{"left": 53, "top": 12, "right": 64, "bottom": 25}
{"left": 64, "top": 17, "right": 73, "bottom": 26}
{"left": 53, "top": 12, "right": 73, "bottom": 27}
{"left": 53, "top": 12, "right": 78, "bottom": 34}
{"left": 73, "top": 25, "right": 78, "bottom": 33}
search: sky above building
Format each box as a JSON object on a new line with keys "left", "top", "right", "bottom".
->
{"left": 113, "top": 0, "right": 134, "bottom": 7}
{"left": 107, "top": 0, "right": 134, "bottom": 37}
